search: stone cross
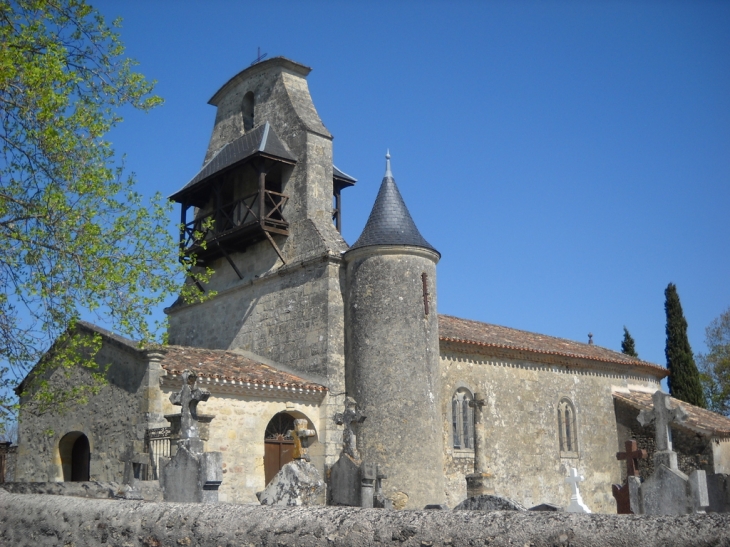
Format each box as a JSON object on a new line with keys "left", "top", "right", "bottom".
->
{"left": 638, "top": 390, "right": 688, "bottom": 469}
{"left": 469, "top": 392, "right": 488, "bottom": 474}
{"left": 616, "top": 439, "right": 647, "bottom": 477}
{"left": 334, "top": 396, "right": 366, "bottom": 460}
{"left": 169, "top": 370, "right": 210, "bottom": 440}
{"left": 565, "top": 467, "right": 591, "bottom": 513}
{"left": 290, "top": 418, "right": 316, "bottom": 462}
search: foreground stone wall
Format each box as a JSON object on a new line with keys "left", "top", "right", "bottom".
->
{"left": 440, "top": 345, "right": 661, "bottom": 512}
{"left": 2, "top": 489, "right": 728, "bottom": 547}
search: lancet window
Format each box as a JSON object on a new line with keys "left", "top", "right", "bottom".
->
{"left": 452, "top": 388, "right": 474, "bottom": 450}
{"left": 558, "top": 397, "right": 578, "bottom": 456}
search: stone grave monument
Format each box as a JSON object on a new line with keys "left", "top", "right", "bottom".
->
{"left": 611, "top": 439, "right": 646, "bottom": 514}
{"left": 565, "top": 467, "right": 591, "bottom": 513}
{"left": 633, "top": 390, "right": 708, "bottom": 515}
{"left": 257, "top": 418, "right": 325, "bottom": 506}
{"left": 158, "top": 370, "right": 222, "bottom": 503}
{"left": 330, "top": 397, "right": 391, "bottom": 508}
{"left": 465, "top": 392, "right": 495, "bottom": 498}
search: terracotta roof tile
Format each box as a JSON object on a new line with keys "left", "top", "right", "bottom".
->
{"left": 438, "top": 314, "right": 668, "bottom": 377}
{"left": 158, "top": 346, "right": 327, "bottom": 392}
{"left": 614, "top": 390, "right": 730, "bottom": 438}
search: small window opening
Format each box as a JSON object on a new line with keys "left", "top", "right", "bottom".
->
{"left": 452, "top": 388, "right": 474, "bottom": 450}
{"left": 242, "top": 92, "right": 255, "bottom": 132}
{"left": 558, "top": 398, "right": 578, "bottom": 456}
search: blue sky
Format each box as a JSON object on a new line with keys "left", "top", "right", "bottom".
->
{"left": 93, "top": 0, "right": 729, "bottom": 369}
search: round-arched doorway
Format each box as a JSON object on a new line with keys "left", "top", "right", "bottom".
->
{"left": 59, "top": 432, "right": 90, "bottom": 482}
{"left": 263, "top": 412, "right": 295, "bottom": 485}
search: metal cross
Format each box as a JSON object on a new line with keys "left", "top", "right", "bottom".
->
{"left": 637, "top": 391, "right": 688, "bottom": 452}
{"left": 616, "top": 439, "right": 647, "bottom": 477}
{"left": 169, "top": 370, "right": 210, "bottom": 440}
{"left": 290, "top": 418, "right": 316, "bottom": 462}
{"left": 334, "top": 397, "right": 366, "bottom": 460}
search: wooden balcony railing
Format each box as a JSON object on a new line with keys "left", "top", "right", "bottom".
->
{"left": 181, "top": 189, "right": 289, "bottom": 256}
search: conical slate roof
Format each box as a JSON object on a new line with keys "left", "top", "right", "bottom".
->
{"left": 348, "top": 153, "right": 438, "bottom": 255}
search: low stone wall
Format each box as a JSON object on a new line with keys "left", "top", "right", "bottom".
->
{"left": 2, "top": 480, "right": 162, "bottom": 501}
{"left": 2, "top": 489, "right": 730, "bottom": 547}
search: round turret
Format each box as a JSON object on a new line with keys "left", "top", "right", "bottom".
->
{"left": 343, "top": 153, "right": 445, "bottom": 509}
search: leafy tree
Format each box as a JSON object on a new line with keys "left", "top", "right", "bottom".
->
{"left": 698, "top": 307, "right": 730, "bottom": 416}
{"left": 0, "top": 0, "right": 208, "bottom": 431}
{"left": 621, "top": 326, "right": 638, "bottom": 358}
{"left": 664, "top": 283, "right": 705, "bottom": 408}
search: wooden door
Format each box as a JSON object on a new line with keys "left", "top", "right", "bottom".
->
{"left": 263, "top": 412, "right": 296, "bottom": 485}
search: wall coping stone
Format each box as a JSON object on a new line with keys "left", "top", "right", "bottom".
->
{"left": 2, "top": 489, "right": 729, "bottom": 546}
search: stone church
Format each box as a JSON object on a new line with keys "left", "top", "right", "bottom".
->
{"left": 13, "top": 57, "right": 730, "bottom": 512}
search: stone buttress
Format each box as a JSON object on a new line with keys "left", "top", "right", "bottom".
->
{"left": 343, "top": 153, "right": 445, "bottom": 509}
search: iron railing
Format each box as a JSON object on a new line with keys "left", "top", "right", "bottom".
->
{"left": 144, "top": 427, "right": 171, "bottom": 480}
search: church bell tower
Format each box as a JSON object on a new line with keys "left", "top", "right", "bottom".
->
{"left": 166, "top": 59, "right": 356, "bottom": 471}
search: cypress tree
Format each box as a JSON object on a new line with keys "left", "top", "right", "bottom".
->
{"left": 621, "top": 327, "right": 638, "bottom": 358}
{"left": 665, "top": 283, "right": 706, "bottom": 407}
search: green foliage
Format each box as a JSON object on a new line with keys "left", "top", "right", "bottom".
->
{"left": 0, "top": 0, "right": 211, "bottom": 431}
{"left": 698, "top": 307, "right": 730, "bottom": 416}
{"left": 621, "top": 326, "right": 638, "bottom": 358}
{"left": 664, "top": 283, "right": 705, "bottom": 408}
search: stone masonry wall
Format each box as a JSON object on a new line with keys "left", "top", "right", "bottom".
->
{"left": 344, "top": 249, "right": 445, "bottom": 510}
{"left": 157, "top": 384, "right": 327, "bottom": 504}
{"left": 2, "top": 489, "right": 729, "bottom": 547}
{"left": 166, "top": 255, "right": 346, "bottom": 469}
{"left": 440, "top": 348, "right": 662, "bottom": 513}
{"left": 16, "top": 339, "right": 148, "bottom": 482}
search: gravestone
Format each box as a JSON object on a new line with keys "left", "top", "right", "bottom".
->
{"left": 633, "top": 390, "right": 709, "bottom": 515}
{"left": 465, "top": 392, "right": 495, "bottom": 497}
{"left": 360, "top": 461, "right": 377, "bottom": 508}
{"left": 158, "top": 370, "right": 222, "bottom": 503}
{"left": 706, "top": 473, "right": 730, "bottom": 513}
{"left": 330, "top": 397, "right": 389, "bottom": 508}
{"left": 257, "top": 418, "right": 324, "bottom": 506}
{"left": 158, "top": 371, "right": 222, "bottom": 502}
{"left": 611, "top": 439, "right": 647, "bottom": 514}
{"left": 638, "top": 390, "right": 688, "bottom": 469}
{"left": 453, "top": 494, "right": 526, "bottom": 511}
{"left": 565, "top": 467, "right": 591, "bottom": 513}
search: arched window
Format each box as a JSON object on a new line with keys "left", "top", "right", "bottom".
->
{"left": 451, "top": 388, "right": 474, "bottom": 450}
{"left": 558, "top": 398, "right": 578, "bottom": 456}
{"left": 242, "top": 92, "right": 255, "bottom": 131}
{"left": 59, "top": 432, "right": 90, "bottom": 481}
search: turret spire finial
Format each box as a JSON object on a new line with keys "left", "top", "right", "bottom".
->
{"left": 385, "top": 149, "right": 393, "bottom": 179}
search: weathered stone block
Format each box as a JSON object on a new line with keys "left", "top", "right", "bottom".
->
{"left": 257, "top": 459, "right": 324, "bottom": 506}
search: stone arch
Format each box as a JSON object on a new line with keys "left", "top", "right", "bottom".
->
{"left": 59, "top": 431, "right": 90, "bottom": 482}
{"left": 242, "top": 91, "right": 255, "bottom": 132}
{"left": 263, "top": 411, "right": 317, "bottom": 485}
{"left": 451, "top": 387, "right": 474, "bottom": 450}
{"left": 557, "top": 397, "right": 579, "bottom": 456}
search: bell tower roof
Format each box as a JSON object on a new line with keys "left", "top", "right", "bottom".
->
{"left": 348, "top": 152, "right": 438, "bottom": 255}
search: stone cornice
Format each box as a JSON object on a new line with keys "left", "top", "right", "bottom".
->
{"left": 160, "top": 373, "right": 327, "bottom": 402}
{"left": 440, "top": 338, "right": 667, "bottom": 382}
